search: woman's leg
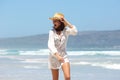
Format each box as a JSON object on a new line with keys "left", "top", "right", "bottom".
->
{"left": 51, "top": 69, "right": 59, "bottom": 80}
{"left": 62, "top": 62, "right": 70, "bottom": 80}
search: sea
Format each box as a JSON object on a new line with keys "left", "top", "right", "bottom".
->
{"left": 0, "top": 48, "right": 120, "bottom": 80}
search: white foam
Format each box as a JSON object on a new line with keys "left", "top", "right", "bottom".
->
{"left": 19, "top": 49, "right": 49, "bottom": 55}
{"left": 21, "top": 59, "right": 47, "bottom": 63}
{"left": 20, "top": 50, "right": 120, "bottom": 56}
{"left": 72, "top": 61, "right": 120, "bottom": 70}
{"left": 68, "top": 51, "right": 120, "bottom": 56}
{"left": 23, "top": 66, "right": 40, "bottom": 69}
{"left": 0, "top": 49, "right": 8, "bottom": 55}
{"left": 0, "top": 49, "right": 120, "bottom": 56}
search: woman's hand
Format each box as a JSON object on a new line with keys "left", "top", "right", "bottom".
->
{"left": 57, "top": 56, "right": 64, "bottom": 63}
{"left": 54, "top": 53, "right": 64, "bottom": 63}
{"left": 60, "top": 18, "right": 68, "bottom": 26}
{"left": 60, "top": 18, "right": 73, "bottom": 28}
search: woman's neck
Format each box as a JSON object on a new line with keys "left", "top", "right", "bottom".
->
{"left": 56, "top": 31, "right": 61, "bottom": 35}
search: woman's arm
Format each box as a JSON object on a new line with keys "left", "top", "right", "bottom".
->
{"left": 48, "top": 30, "right": 64, "bottom": 62}
{"left": 48, "top": 30, "right": 58, "bottom": 55}
{"left": 61, "top": 18, "right": 78, "bottom": 35}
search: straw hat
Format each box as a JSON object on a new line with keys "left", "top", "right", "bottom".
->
{"left": 49, "top": 13, "right": 64, "bottom": 20}
{"left": 49, "top": 13, "right": 68, "bottom": 26}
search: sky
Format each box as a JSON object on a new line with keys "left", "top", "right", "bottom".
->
{"left": 0, "top": 0, "right": 120, "bottom": 38}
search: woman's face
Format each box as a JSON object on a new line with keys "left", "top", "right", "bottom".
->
{"left": 53, "top": 20, "right": 61, "bottom": 29}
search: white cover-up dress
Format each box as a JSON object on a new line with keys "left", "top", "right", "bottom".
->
{"left": 48, "top": 25, "right": 77, "bottom": 69}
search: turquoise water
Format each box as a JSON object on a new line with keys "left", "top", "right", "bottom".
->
{"left": 0, "top": 49, "right": 120, "bottom": 80}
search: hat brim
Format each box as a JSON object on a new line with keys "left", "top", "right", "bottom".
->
{"left": 49, "top": 17, "right": 61, "bottom": 20}
{"left": 49, "top": 17, "right": 68, "bottom": 27}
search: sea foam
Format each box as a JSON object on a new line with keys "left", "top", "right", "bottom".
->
{"left": 72, "top": 61, "right": 120, "bottom": 70}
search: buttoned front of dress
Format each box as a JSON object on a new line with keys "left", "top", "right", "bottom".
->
{"left": 54, "top": 30, "right": 67, "bottom": 57}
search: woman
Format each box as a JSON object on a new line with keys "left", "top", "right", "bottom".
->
{"left": 48, "top": 13, "right": 77, "bottom": 80}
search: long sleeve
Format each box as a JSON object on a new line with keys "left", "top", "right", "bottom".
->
{"left": 66, "top": 25, "right": 78, "bottom": 35}
{"left": 48, "top": 30, "right": 58, "bottom": 55}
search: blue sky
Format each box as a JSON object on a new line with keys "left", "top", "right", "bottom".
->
{"left": 0, "top": 0, "right": 120, "bottom": 38}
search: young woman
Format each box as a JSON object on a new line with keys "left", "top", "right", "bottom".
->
{"left": 48, "top": 13, "right": 77, "bottom": 80}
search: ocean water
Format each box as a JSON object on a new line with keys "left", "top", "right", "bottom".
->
{"left": 0, "top": 49, "right": 120, "bottom": 80}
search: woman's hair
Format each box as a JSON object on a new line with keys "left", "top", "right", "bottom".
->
{"left": 53, "top": 20, "right": 65, "bottom": 32}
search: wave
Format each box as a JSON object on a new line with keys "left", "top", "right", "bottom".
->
{"left": 0, "top": 49, "right": 8, "bottom": 55}
{"left": 21, "top": 59, "right": 47, "bottom": 63}
{"left": 23, "top": 65, "right": 41, "bottom": 69}
{"left": 0, "top": 49, "right": 120, "bottom": 56}
{"left": 68, "top": 51, "right": 120, "bottom": 56}
{"left": 19, "top": 49, "right": 49, "bottom": 55}
{"left": 72, "top": 61, "right": 120, "bottom": 70}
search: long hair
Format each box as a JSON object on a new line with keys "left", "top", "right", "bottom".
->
{"left": 53, "top": 21, "right": 65, "bottom": 32}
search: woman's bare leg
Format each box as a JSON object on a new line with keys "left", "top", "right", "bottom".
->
{"left": 51, "top": 69, "right": 59, "bottom": 80}
{"left": 62, "top": 62, "right": 70, "bottom": 80}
